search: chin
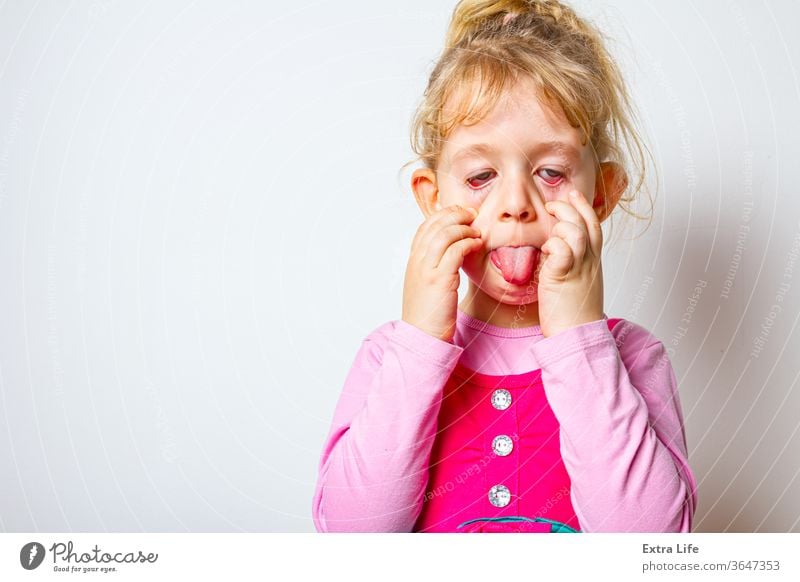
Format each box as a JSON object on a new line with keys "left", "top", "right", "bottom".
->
{"left": 493, "top": 286, "right": 539, "bottom": 306}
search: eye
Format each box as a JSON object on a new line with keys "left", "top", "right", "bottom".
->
{"left": 536, "top": 168, "right": 564, "bottom": 185}
{"left": 465, "top": 170, "right": 495, "bottom": 189}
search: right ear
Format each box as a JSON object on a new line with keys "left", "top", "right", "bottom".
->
{"left": 411, "top": 168, "right": 440, "bottom": 219}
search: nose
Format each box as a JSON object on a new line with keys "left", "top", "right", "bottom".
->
{"left": 496, "top": 171, "right": 540, "bottom": 223}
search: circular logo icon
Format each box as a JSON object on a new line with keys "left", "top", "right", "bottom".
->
{"left": 20, "top": 542, "right": 46, "bottom": 570}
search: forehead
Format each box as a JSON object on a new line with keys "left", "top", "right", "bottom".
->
{"left": 441, "top": 77, "right": 589, "bottom": 167}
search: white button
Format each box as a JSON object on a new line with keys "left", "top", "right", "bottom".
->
{"left": 488, "top": 484, "right": 511, "bottom": 507}
{"left": 491, "top": 389, "right": 512, "bottom": 410}
{"left": 492, "top": 435, "right": 513, "bottom": 456}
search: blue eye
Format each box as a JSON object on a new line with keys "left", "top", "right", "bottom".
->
{"left": 537, "top": 168, "right": 563, "bottom": 185}
{"left": 466, "top": 170, "right": 495, "bottom": 189}
{"left": 466, "top": 167, "right": 565, "bottom": 189}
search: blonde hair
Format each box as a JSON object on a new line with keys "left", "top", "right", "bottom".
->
{"left": 402, "top": 0, "right": 656, "bottom": 241}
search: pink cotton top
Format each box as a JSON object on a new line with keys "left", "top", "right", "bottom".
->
{"left": 312, "top": 309, "right": 698, "bottom": 533}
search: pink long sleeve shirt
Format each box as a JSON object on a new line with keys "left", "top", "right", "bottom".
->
{"left": 312, "top": 309, "right": 698, "bottom": 533}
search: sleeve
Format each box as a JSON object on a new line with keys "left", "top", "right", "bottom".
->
{"left": 311, "top": 320, "right": 464, "bottom": 532}
{"left": 529, "top": 316, "right": 698, "bottom": 532}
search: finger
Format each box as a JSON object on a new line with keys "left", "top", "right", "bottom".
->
{"left": 423, "top": 223, "right": 482, "bottom": 270}
{"left": 424, "top": 205, "right": 478, "bottom": 239}
{"left": 415, "top": 205, "right": 478, "bottom": 253}
{"left": 544, "top": 196, "right": 591, "bottom": 263}
{"left": 436, "top": 235, "right": 483, "bottom": 272}
{"left": 566, "top": 189, "right": 603, "bottom": 257}
{"left": 550, "top": 220, "right": 587, "bottom": 266}
{"left": 540, "top": 236, "right": 574, "bottom": 277}
{"left": 544, "top": 198, "right": 586, "bottom": 233}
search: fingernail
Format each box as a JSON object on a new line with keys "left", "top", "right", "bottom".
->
{"left": 570, "top": 190, "right": 580, "bottom": 198}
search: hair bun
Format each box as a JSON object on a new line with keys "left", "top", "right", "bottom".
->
{"left": 445, "top": 0, "right": 582, "bottom": 48}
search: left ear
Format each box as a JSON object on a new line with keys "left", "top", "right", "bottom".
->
{"left": 592, "top": 161, "right": 628, "bottom": 223}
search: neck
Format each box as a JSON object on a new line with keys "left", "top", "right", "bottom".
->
{"left": 458, "top": 282, "right": 541, "bottom": 329}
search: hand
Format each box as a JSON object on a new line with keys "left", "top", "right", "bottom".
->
{"left": 402, "top": 205, "right": 482, "bottom": 343}
{"left": 537, "top": 189, "right": 605, "bottom": 338}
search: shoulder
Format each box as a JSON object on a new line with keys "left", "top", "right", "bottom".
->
{"left": 607, "top": 316, "right": 665, "bottom": 350}
{"left": 350, "top": 320, "right": 396, "bottom": 365}
{"left": 354, "top": 319, "right": 427, "bottom": 360}
{"left": 606, "top": 316, "right": 672, "bottom": 372}
{"left": 358, "top": 318, "right": 465, "bottom": 367}
{"left": 365, "top": 319, "right": 401, "bottom": 340}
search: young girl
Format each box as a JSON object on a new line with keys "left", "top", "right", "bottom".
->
{"left": 312, "top": 0, "right": 697, "bottom": 533}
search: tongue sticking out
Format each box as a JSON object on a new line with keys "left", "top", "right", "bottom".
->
{"left": 490, "top": 246, "right": 538, "bottom": 285}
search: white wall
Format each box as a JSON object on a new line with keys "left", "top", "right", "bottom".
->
{"left": 0, "top": 0, "right": 797, "bottom": 532}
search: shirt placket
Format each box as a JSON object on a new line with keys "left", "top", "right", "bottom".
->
{"left": 484, "top": 382, "right": 522, "bottom": 516}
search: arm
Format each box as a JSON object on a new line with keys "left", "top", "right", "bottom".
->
{"left": 311, "top": 320, "right": 464, "bottom": 532}
{"left": 530, "top": 317, "right": 698, "bottom": 532}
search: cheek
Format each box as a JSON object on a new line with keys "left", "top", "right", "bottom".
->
{"left": 540, "top": 181, "right": 575, "bottom": 202}
{"left": 460, "top": 252, "right": 484, "bottom": 282}
{"left": 540, "top": 189, "right": 561, "bottom": 203}
{"left": 453, "top": 187, "right": 490, "bottom": 216}
{"left": 436, "top": 180, "right": 478, "bottom": 209}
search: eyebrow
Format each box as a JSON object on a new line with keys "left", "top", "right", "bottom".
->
{"left": 447, "top": 141, "right": 582, "bottom": 166}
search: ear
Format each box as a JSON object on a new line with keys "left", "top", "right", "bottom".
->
{"left": 411, "top": 168, "right": 440, "bottom": 219}
{"left": 592, "top": 161, "right": 628, "bottom": 223}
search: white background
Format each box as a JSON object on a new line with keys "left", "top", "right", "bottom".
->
{"left": 0, "top": 0, "right": 798, "bottom": 532}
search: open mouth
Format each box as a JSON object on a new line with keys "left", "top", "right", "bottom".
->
{"left": 489, "top": 245, "right": 541, "bottom": 286}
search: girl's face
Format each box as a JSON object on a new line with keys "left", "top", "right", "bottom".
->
{"left": 413, "top": 76, "right": 612, "bottom": 307}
